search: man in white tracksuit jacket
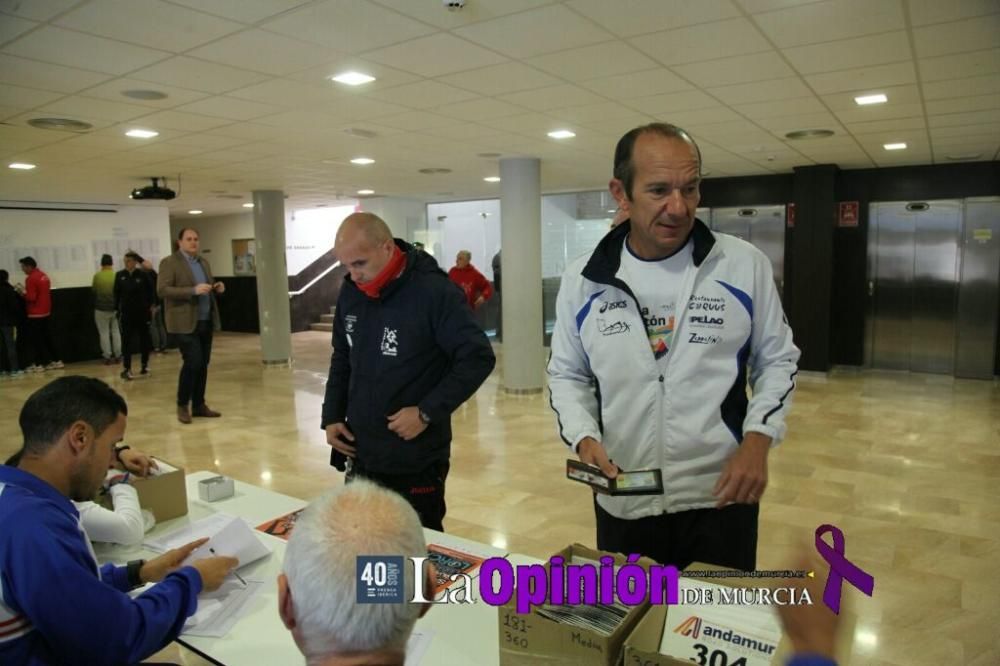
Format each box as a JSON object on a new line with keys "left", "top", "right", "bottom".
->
{"left": 548, "top": 123, "right": 800, "bottom": 570}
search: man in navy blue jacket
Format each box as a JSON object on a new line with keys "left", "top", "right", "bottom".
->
{"left": 322, "top": 213, "right": 496, "bottom": 531}
{"left": 0, "top": 376, "right": 237, "bottom": 665}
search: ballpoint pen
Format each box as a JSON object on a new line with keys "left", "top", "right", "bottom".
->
{"left": 209, "top": 546, "right": 247, "bottom": 586}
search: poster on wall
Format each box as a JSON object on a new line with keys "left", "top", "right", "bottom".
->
{"left": 233, "top": 239, "right": 256, "bottom": 276}
{"left": 838, "top": 201, "right": 860, "bottom": 227}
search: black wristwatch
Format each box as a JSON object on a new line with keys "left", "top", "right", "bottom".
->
{"left": 418, "top": 409, "right": 431, "bottom": 425}
{"left": 126, "top": 559, "right": 146, "bottom": 590}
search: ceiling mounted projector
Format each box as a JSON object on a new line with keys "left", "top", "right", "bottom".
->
{"left": 130, "top": 177, "right": 176, "bottom": 200}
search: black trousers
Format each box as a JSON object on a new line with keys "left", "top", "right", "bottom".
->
{"left": 595, "top": 498, "right": 759, "bottom": 571}
{"left": 175, "top": 321, "right": 213, "bottom": 407}
{"left": 347, "top": 460, "right": 450, "bottom": 532}
{"left": 23, "top": 317, "right": 59, "bottom": 366}
{"left": 120, "top": 315, "right": 152, "bottom": 371}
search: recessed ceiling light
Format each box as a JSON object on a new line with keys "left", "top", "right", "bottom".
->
{"left": 28, "top": 117, "right": 92, "bottom": 132}
{"left": 946, "top": 153, "right": 983, "bottom": 161}
{"left": 357, "top": 189, "right": 375, "bottom": 195}
{"left": 483, "top": 176, "right": 501, "bottom": 182}
{"left": 343, "top": 127, "right": 377, "bottom": 139}
{"left": 418, "top": 167, "right": 452, "bottom": 174}
{"left": 883, "top": 142, "right": 907, "bottom": 150}
{"left": 331, "top": 72, "right": 375, "bottom": 86}
{"left": 784, "top": 129, "right": 835, "bottom": 140}
{"left": 125, "top": 128, "right": 158, "bottom": 139}
{"left": 122, "top": 89, "right": 168, "bottom": 100}
{"left": 548, "top": 130, "right": 576, "bottom": 139}
{"left": 350, "top": 157, "right": 375, "bottom": 165}
{"left": 188, "top": 210, "right": 203, "bottom": 215}
{"left": 854, "top": 93, "right": 888, "bottom": 106}
{"left": 9, "top": 162, "right": 36, "bottom": 170}
{"left": 242, "top": 203, "right": 254, "bottom": 208}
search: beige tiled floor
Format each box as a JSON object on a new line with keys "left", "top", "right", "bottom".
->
{"left": 1, "top": 332, "right": 997, "bottom": 665}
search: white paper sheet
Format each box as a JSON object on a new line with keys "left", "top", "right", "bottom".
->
{"left": 404, "top": 629, "right": 433, "bottom": 665}
{"left": 144, "top": 514, "right": 271, "bottom": 571}
{"left": 181, "top": 579, "right": 264, "bottom": 638}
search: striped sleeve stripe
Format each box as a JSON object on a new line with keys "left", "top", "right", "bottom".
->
{"left": 0, "top": 617, "right": 32, "bottom": 641}
{"left": 762, "top": 369, "right": 797, "bottom": 425}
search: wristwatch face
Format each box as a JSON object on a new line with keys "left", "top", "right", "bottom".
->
{"left": 419, "top": 410, "right": 431, "bottom": 424}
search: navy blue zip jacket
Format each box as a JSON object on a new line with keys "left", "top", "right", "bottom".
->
{"left": 321, "top": 240, "right": 496, "bottom": 475}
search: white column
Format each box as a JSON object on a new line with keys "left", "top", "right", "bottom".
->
{"left": 499, "top": 157, "right": 544, "bottom": 393}
{"left": 252, "top": 190, "right": 292, "bottom": 364}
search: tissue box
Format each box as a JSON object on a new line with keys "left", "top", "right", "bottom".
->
{"left": 198, "top": 475, "right": 235, "bottom": 502}
{"left": 101, "top": 457, "right": 188, "bottom": 521}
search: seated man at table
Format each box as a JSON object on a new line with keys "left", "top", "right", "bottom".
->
{"left": 0, "top": 375, "right": 238, "bottom": 665}
{"left": 279, "top": 480, "right": 433, "bottom": 665}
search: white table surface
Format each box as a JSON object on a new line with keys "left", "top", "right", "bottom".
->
{"left": 95, "top": 471, "right": 539, "bottom": 666}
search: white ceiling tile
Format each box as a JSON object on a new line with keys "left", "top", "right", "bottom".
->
{"left": 623, "top": 90, "right": 719, "bottom": 114}
{"left": 0, "top": 14, "right": 38, "bottom": 44}
{"left": 526, "top": 41, "right": 660, "bottom": 81}
{"left": 175, "top": 96, "right": 285, "bottom": 121}
{"left": 0, "top": 84, "right": 64, "bottom": 111}
{"left": 362, "top": 33, "right": 508, "bottom": 78}
{"left": 365, "top": 80, "right": 480, "bottom": 109}
{"left": 907, "top": 0, "right": 999, "bottom": 27}
{"left": 0, "top": 0, "right": 79, "bottom": 22}
{"left": 168, "top": 0, "right": 312, "bottom": 23}
{"left": 291, "top": 58, "right": 420, "bottom": 90}
{"left": 783, "top": 31, "right": 911, "bottom": 75}
{"left": 755, "top": 111, "right": 843, "bottom": 133}
{"left": 264, "top": 0, "right": 436, "bottom": 54}
{"left": 914, "top": 15, "right": 1000, "bottom": 59}
{"left": 566, "top": 0, "right": 741, "bottom": 38}
{"left": 422, "top": 123, "right": 507, "bottom": 141}
{"left": 481, "top": 112, "right": 565, "bottom": 135}
{"left": 929, "top": 110, "right": 1000, "bottom": 128}
{"left": 578, "top": 68, "right": 692, "bottom": 98}
{"left": 575, "top": 113, "right": 655, "bottom": 136}
{"left": 370, "top": 0, "right": 555, "bottom": 30}
{"left": 373, "top": 111, "right": 458, "bottom": 131}
{"left": 323, "top": 95, "right": 411, "bottom": 120}
{"left": 834, "top": 102, "right": 926, "bottom": 124}
{"left": 3, "top": 25, "right": 171, "bottom": 75}
{"left": 37, "top": 95, "right": 153, "bottom": 122}
{"left": 79, "top": 78, "right": 211, "bottom": 108}
{"left": 734, "top": 0, "right": 826, "bottom": 13}
{"left": 161, "top": 133, "right": 252, "bottom": 150}
{"left": 689, "top": 120, "right": 768, "bottom": 141}
{"left": 844, "top": 116, "right": 926, "bottom": 135}
{"left": 127, "top": 109, "right": 233, "bottom": 132}
{"left": 554, "top": 101, "right": 645, "bottom": 123}
{"left": 708, "top": 77, "right": 814, "bottom": 105}
{"left": 437, "top": 62, "right": 562, "bottom": 95}
{"left": 820, "top": 84, "right": 921, "bottom": 111}
{"left": 753, "top": 0, "right": 904, "bottom": 48}
{"left": 671, "top": 52, "right": 795, "bottom": 87}
{"left": 922, "top": 75, "right": 1000, "bottom": 100}
{"left": 631, "top": 18, "right": 772, "bottom": 67}
{"left": 806, "top": 61, "right": 916, "bottom": 94}
{"left": 131, "top": 56, "right": 272, "bottom": 94}
{"left": 853, "top": 128, "right": 927, "bottom": 146}
{"left": 664, "top": 107, "right": 744, "bottom": 127}
{"left": 930, "top": 123, "right": 1000, "bottom": 139}
{"left": 497, "top": 85, "right": 606, "bottom": 111}
{"left": 187, "top": 29, "right": 342, "bottom": 76}
{"left": 55, "top": 0, "right": 243, "bottom": 52}
{"left": 735, "top": 96, "right": 827, "bottom": 121}
{"left": 5, "top": 108, "right": 118, "bottom": 131}
{"left": 435, "top": 98, "right": 531, "bottom": 121}
{"left": 454, "top": 4, "right": 612, "bottom": 59}
{"left": 920, "top": 49, "right": 1000, "bottom": 83}
{"left": 925, "top": 94, "right": 1000, "bottom": 116}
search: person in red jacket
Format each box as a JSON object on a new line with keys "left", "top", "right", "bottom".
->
{"left": 16, "top": 256, "right": 63, "bottom": 372}
{"left": 447, "top": 250, "right": 493, "bottom": 310}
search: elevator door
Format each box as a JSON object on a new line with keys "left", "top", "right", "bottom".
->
{"left": 867, "top": 200, "right": 962, "bottom": 374}
{"left": 710, "top": 205, "right": 785, "bottom": 297}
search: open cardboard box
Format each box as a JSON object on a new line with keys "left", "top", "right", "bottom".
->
{"left": 497, "top": 543, "right": 656, "bottom": 666}
{"left": 100, "top": 457, "right": 188, "bottom": 522}
{"left": 624, "top": 563, "right": 857, "bottom": 665}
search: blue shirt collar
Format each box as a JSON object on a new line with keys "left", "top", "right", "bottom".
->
{"left": 0, "top": 464, "right": 78, "bottom": 517}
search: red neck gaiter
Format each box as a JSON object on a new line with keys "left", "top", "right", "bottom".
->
{"left": 357, "top": 245, "right": 406, "bottom": 299}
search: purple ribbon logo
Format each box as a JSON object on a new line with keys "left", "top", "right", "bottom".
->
{"left": 815, "top": 524, "right": 875, "bottom": 614}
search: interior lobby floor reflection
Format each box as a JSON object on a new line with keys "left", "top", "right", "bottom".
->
{"left": 1, "top": 331, "right": 997, "bottom": 666}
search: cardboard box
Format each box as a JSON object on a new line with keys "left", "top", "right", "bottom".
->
{"left": 101, "top": 458, "right": 188, "bottom": 522}
{"left": 624, "top": 563, "right": 857, "bottom": 666}
{"left": 497, "top": 543, "right": 655, "bottom": 666}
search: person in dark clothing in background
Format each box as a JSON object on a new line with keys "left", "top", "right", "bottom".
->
{"left": 0, "top": 269, "right": 25, "bottom": 377}
{"left": 141, "top": 258, "right": 169, "bottom": 354}
{"left": 322, "top": 213, "right": 496, "bottom": 531}
{"left": 115, "top": 251, "right": 155, "bottom": 380}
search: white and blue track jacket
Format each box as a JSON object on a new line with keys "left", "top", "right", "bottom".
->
{"left": 548, "top": 220, "right": 800, "bottom": 519}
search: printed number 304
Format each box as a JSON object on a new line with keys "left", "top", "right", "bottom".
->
{"left": 690, "top": 644, "right": 747, "bottom": 666}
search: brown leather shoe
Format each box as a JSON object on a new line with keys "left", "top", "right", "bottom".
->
{"left": 177, "top": 406, "right": 192, "bottom": 424}
{"left": 192, "top": 404, "right": 221, "bottom": 418}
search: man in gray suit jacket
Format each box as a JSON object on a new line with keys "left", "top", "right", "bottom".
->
{"left": 157, "top": 228, "right": 224, "bottom": 424}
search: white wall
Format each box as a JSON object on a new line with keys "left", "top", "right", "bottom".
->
{"left": 427, "top": 199, "right": 501, "bottom": 279}
{"left": 169, "top": 213, "right": 253, "bottom": 277}
{"left": 360, "top": 197, "right": 427, "bottom": 244}
{"left": 1, "top": 201, "right": 170, "bottom": 288}
{"left": 285, "top": 205, "right": 354, "bottom": 275}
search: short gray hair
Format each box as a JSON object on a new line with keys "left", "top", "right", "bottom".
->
{"left": 283, "top": 481, "right": 426, "bottom": 656}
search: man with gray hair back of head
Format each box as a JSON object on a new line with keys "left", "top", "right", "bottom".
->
{"left": 279, "top": 479, "right": 433, "bottom": 665}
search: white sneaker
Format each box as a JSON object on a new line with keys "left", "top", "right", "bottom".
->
{"left": 46, "top": 361, "right": 64, "bottom": 369}
{"left": 27, "top": 364, "right": 44, "bottom": 373}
